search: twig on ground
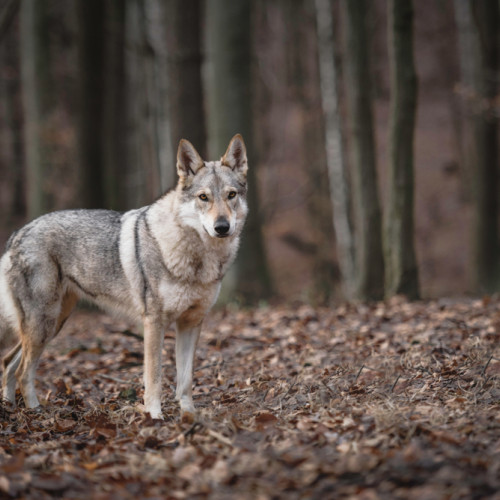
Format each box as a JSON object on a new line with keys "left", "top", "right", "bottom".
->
{"left": 184, "top": 422, "right": 203, "bottom": 438}
{"left": 355, "top": 365, "right": 365, "bottom": 383}
{"left": 283, "top": 375, "right": 298, "bottom": 399}
{"left": 207, "top": 428, "right": 233, "bottom": 446}
{"left": 108, "top": 329, "right": 144, "bottom": 341}
{"left": 391, "top": 374, "right": 401, "bottom": 393}
{"left": 481, "top": 355, "right": 493, "bottom": 377}
{"left": 100, "top": 374, "right": 139, "bottom": 385}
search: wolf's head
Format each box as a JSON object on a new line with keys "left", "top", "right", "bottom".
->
{"left": 176, "top": 134, "right": 249, "bottom": 240}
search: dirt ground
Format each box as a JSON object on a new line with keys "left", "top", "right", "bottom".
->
{"left": 1, "top": 297, "right": 499, "bottom": 499}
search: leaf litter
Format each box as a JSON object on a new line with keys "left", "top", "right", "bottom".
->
{"left": 0, "top": 297, "right": 499, "bottom": 499}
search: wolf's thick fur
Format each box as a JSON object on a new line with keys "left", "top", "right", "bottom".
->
{"left": 0, "top": 135, "right": 248, "bottom": 420}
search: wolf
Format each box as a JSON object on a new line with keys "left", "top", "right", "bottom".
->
{"left": 0, "top": 134, "right": 248, "bottom": 421}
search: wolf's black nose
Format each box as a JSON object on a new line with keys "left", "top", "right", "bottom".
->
{"left": 214, "top": 218, "right": 230, "bottom": 236}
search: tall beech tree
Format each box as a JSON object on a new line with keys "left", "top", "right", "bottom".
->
{"left": 384, "top": 0, "right": 420, "bottom": 299}
{"left": 165, "top": 0, "right": 206, "bottom": 159}
{"left": 205, "top": 0, "right": 271, "bottom": 303}
{"left": 21, "top": 0, "right": 53, "bottom": 219}
{"left": 315, "top": 0, "right": 355, "bottom": 300}
{"left": 470, "top": 0, "right": 499, "bottom": 293}
{"left": 343, "top": 0, "right": 384, "bottom": 300}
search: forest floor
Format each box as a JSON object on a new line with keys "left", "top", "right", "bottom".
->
{"left": 0, "top": 298, "right": 499, "bottom": 499}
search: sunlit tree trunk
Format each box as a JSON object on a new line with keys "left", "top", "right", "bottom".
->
{"left": 314, "top": 0, "right": 355, "bottom": 300}
{"left": 206, "top": 0, "right": 272, "bottom": 303}
{"left": 384, "top": 0, "right": 419, "bottom": 299}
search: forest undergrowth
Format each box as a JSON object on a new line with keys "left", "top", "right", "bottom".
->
{"left": 1, "top": 298, "right": 499, "bottom": 499}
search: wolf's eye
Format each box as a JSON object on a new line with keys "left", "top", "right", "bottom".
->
{"left": 228, "top": 191, "right": 237, "bottom": 200}
{"left": 199, "top": 193, "right": 208, "bottom": 201}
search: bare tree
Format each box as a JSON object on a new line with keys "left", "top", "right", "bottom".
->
{"left": 76, "top": 0, "right": 105, "bottom": 209}
{"left": 280, "top": 0, "right": 338, "bottom": 303}
{"left": 103, "top": 0, "right": 127, "bottom": 211}
{"left": 384, "top": 0, "right": 419, "bottom": 299}
{"left": 20, "top": 0, "right": 53, "bottom": 219}
{"left": 343, "top": 0, "right": 384, "bottom": 300}
{"left": 205, "top": 0, "right": 271, "bottom": 303}
{"left": 0, "top": 7, "right": 24, "bottom": 226}
{"left": 470, "top": 0, "right": 499, "bottom": 292}
{"left": 165, "top": 0, "right": 206, "bottom": 157}
{"left": 314, "top": 0, "right": 355, "bottom": 299}
{"left": 126, "top": 0, "right": 174, "bottom": 208}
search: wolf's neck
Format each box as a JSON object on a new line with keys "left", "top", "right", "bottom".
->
{"left": 147, "top": 195, "right": 238, "bottom": 284}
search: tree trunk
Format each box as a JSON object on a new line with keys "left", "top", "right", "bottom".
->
{"left": 314, "top": 0, "right": 355, "bottom": 299}
{"left": 343, "top": 0, "right": 384, "bottom": 300}
{"left": 76, "top": 0, "right": 105, "bottom": 209}
{"left": 470, "top": 0, "right": 500, "bottom": 292}
{"left": 0, "top": 12, "right": 25, "bottom": 226}
{"left": 206, "top": 0, "right": 272, "bottom": 303}
{"left": 102, "top": 0, "right": 127, "bottom": 211}
{"left": 20, "top": 0, "right": 52, "bottom": 219}
{"left": 384, "top": 0, "right": 419, "bottom": 299}
{"left": 165, "top": 0, "right": 206, "bottom": 157}
{"left": 289, "top": 0, "right": 338, "bottom": 304}
{"left": 125, "top": 0, "right": 174, "bottom": 207}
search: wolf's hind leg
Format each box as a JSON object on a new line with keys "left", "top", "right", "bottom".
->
{"left": 9, "top": 292, "right": 76, "bottom": 409}
{"left": 3, "top": 342, "right": 22, "bottom": 404}
{"left": 16, "top": 313, "right": 60, "bottom": 408}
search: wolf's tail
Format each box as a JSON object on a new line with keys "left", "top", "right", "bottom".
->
{"left": 0, "top": 254, "right": 18, "bottom": 351}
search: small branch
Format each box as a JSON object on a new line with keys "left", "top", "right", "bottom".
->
{"left": 108, "top": 329, "right": 144, "bottom": 341}
{"left": 354, "top": 365, "right": 365, "bottom": 383}
{"left": 283, "top": 376, "right": 298, "bottom": 399}
{"left": 481, "top": 355, "right": 493, "bottom": 377}
{"left": 195, "top": 362, "right": 219, "bottom": 372}
{"left": 184, "top": 422, "right": 203, "bottom": 438}
{"left": 100, "top": 374, "right": 138, "bottom": 385}
{"left": 391, "top": 374, "right": 401, "bottom": 393}
{"left": 321, "top": 379, "right": 336, "bottom": 398}
{"left": 207, "top": 428, "right": 233, "bottom": 447}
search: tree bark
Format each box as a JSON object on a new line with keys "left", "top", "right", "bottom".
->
{"left": 0, "top": 13, "right": 25, "bottom": 225}
{"left": 470, "top": 0, "right": 500, "bottom": 292}
{"left": 20, "top": 0, "right": 53, "bottom": 219}
{"left": 125, "top": 0, "right": 174, "bottom": 207}
{"left": 343, "top": 0, "right": 384, "bottom": 300}
{"left": 314, "top": 0, "right": 355, "bottom": 299}
{"left": 384, "top": 0, "right": 419, "bottom": 299}
{"left": 206, "top": 0, "right": 272, "bottom": 303}
{"left": 76, "top": 0, "right": 105, "bottom": 209}
{"left": 102, "top": 0, "right": 127, "bottom": 211}
{"left": 165, "top": 0, "right": 206, "bottom": 157}
{"left": 290, "top": 0, "right": 338, "bottom": 304}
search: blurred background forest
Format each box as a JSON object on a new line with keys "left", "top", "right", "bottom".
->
{"left": 0, "top": 0, "right": 499, "bottom": 305}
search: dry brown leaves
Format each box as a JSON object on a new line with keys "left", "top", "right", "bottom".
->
{"left": 1, "top": 298, "right": 499, "bottom": 499}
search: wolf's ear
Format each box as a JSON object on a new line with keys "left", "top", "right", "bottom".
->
{"left": 221, "top": 134, "right": 248, "bottom": 176}
{"left": 177, "top": 139, "right": 204, "bottom": 178}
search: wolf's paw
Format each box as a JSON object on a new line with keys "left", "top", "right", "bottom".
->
{"left": 180, "top": 409, "right": 197, "bottom": 424}
{"left": 143, "top": 404, "right": 164, "bottom": 420}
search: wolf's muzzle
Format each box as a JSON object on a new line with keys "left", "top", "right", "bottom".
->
{"left": 214, "top": 217, "right": 230, "bottom": 237}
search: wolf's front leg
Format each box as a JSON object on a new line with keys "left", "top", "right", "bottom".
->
{"left": 143, "top": 316, "right": 165, "bottom": 419}
{"left": 175, "top": 322, "right": 201, "bottom": 422}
